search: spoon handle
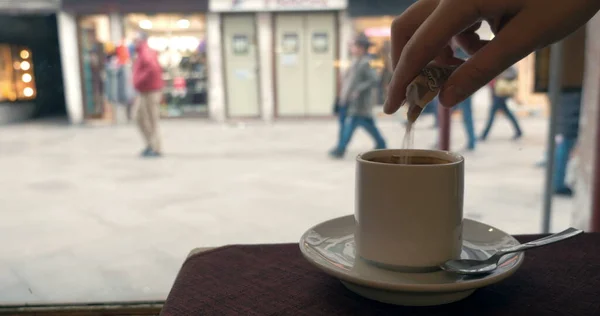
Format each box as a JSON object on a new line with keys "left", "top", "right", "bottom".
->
{"left": 496, "top": 228, "right": 584, "bottom": 256}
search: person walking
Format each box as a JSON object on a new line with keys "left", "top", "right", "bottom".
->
{"left": 132, "top": 32, "right": 164, "bottom": 157}
{"left": 431, "top": 46, "right": 476, "bottom": 151}
{"left": 480, "top": 67, "right": 523, "bottom": 141}
{"left": 553, "top": 88, "right": 582, "bottom": 197}
{"left": 329, "top": 33, "right": 386, "bottom": 159}
{"left": 452, "top": 46, "right": 477, "bottom": 150}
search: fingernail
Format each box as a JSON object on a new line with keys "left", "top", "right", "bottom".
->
{"left": 383, "top": 99, "right": 393, "bottom": 114}
{"left": 440, "top": 85, "right": 466, "bottom": 107}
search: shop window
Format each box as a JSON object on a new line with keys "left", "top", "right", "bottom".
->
{"left": 125, "top": 13, "right": 208, "bottom": 118}
{"left": 78, "top": 15, "right": 113, "bottom": 119}
{"left": 0, "top": 44, "right": 36, "bottom": 102}
{"left": 352, "top": 16, "right": 395, "bottom": 105}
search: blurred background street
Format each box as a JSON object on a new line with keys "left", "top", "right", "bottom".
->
{"left": 0, "top": 104, "right": 572, "bottom": 303}
{"left": 0, "top": 0, "right": 598, "bottom": 311}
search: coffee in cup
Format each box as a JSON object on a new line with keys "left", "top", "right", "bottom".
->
{"left": 355, "top": 149, "right": 464, "bottom": 271}
{"left": 368, "top": 155, "right": 451, "bottom": 165}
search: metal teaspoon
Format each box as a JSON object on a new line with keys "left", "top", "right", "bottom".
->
{"left": 440, "top": 227, "right": 584, "bottom": 275}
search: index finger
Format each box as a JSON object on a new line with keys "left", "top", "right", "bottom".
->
{"left": 384, "top": 0, "right": 479, "bottom": 114}
{"left": 390, "top": 0, "right": 440, "bottom": 71}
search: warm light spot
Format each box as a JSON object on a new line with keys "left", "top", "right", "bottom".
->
{"left": 22, "top": 74, "right": 32, "bottom": 83}
{"left": 176, "top": 19, "right": 190, "bottom": 29}
{"left": 20, "top": 61, "right": 30, "bottom": 71}
{"left": 23, "top": 87, "right": 34, "bottom": 97}
{"left": 139, "top": 20, "right": 153, "bottom": 30}
{"left": 20, "top": 50, "right": 30, "bottom": 59}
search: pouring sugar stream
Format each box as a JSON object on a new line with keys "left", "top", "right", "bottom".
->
{"left": 396, "top": 64, "right": 457, "bottom": 164}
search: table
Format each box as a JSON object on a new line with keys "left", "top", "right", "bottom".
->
{"left": 160, "top": 234, "right": 600, "bottom": 315}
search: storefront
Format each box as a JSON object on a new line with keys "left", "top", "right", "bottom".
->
{"left": 0, "top": 45, "right": 37, "bottom": 104}
{"left": 61, "top": 0, "right": 209, "bottom": 122}
{"left": 0, "top": 0, "right": 63, "bottom": 124}
{"left": 350, "top": 15, "right": 393, "bottom": 105}
{"left": 124, "top": 14, "right": 208, "bottom": 118}
{"left": 211, "top": 0, "right": 347, "bottom": 119}
{"left": 345, "top": 1, "right": 415, "bottom": 105}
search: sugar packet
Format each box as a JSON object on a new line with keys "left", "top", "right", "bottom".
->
{"left": 405, "top": 64, "right": 456, "bottom": 122}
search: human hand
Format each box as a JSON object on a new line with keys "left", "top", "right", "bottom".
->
{"left": 384, "top": 0, "right": 600, "bottom": 114}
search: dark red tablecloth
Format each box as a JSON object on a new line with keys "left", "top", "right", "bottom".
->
{"left": 160, "top": 234, "right": 600, "bottom": 316}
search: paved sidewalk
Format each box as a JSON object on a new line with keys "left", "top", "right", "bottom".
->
{"left": 0, "top": 114, "right": 572, "bottom": 304}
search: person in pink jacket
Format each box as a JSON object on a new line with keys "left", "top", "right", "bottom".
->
{"left": 132, "top": 32, "right": 164, "bottom": 157}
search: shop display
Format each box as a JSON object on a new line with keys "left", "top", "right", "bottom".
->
{"left": 78, "top": 15, "right": 112, "bottom": 119}
{"left": 352, "top": 16, "right": 395, "bottom": 105}
{"left": 125, "top": 13, "right": 208, "bottom": 118}
{"left": 77, "top": 14, "right": 207, "bottom": 120}
{"left": 0, "top": 44, "right": 36, "bottom": 102}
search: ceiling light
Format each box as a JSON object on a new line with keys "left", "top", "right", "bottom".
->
{"left": 20, "top": 61, "right": 30, "bottom": 70}
{"left": 139, "top": 20, "right": 153, "bottom": 30}
{"left": 176, "top": 19, "right": 190, "bottom": 29}
{"left": 22, "top": 73, "right": 32, "bottom": 83}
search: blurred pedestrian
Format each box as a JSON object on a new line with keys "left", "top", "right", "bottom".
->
{"left": 553, "top": 90, "right": 582, "bottom": 196}
{"left": 330, "top": 33, "right": 386, "bottom": 158}
{"left": 480, "top": 66, "right": 523, "bottom": 141}
{"left": 132, "top": 32, "right": 164, "bottom": 158}
{"left": 425, "top": 97, "right": 439, "bottom": 129}
{"left": 431, "top": 94, "right": 476, "bottom": 151}
{"left": 435, "top": 45, "right": 476, "bottom": 151}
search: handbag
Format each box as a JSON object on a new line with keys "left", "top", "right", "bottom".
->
{"left": 494, "top": 78, "right": 518, "bottom": 97}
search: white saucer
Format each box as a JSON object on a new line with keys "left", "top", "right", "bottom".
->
{"left": 299, "top": 215, "right": 524, "bottom": 306}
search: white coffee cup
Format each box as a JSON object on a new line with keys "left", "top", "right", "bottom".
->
{"left": 355, "top": 149, "right": 464, "bottom": 271}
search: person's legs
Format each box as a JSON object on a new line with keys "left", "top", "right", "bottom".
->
{"left": 497, "top": 97, "right": 523, "bottom": 138}
{"left": 146, "top": 90, "right": 163, "bottom": 154}
{"left": 428, "top": 99, "right": 440, "bottom": 128}
{"left": 356, "top": 117, "right": 387, "bottom": 149}
{"left": 337, "top": 106, "right": 348, "bottom": 145}
{"left": 553, "top": 135, "right": 576, "bottom": 195}
{"left": 480, "top": 95, "right": 500, "bottom": 140}
{"left": 330, "top": 116, "right": 359, "bottom": 158}
{"left": 135, "top": 93, "right": 152, "bottom": 154}
{"left": 459, "top": 97, "right": 476, "bottom": 150}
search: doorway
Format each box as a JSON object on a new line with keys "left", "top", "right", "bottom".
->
{"left": 274, "top": 13, "right": 337, "bottom": 117}
{"left": 222, "top": 14, "right": 261, "bottom": 118}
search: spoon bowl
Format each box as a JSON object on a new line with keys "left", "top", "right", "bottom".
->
{"left": 441, "top": 227, "right": 583, "bottom": 275}
{"left": 441, "top": 259, "right": 498, "bottom": 275}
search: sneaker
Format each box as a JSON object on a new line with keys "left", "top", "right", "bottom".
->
{"left": 140, "top": 146, "right": 152, "bottom": 157}
{"left": 554, "top": 187, "right": 573, "bottom": 197}
{"left": 142, "top": 149, "right": 162, "bottom": 158}
{"left": 328, "top": 149, "right": 344, "bottom": 159}
{"left": 535, "top": 160, "right": 546, "bottom": 168}
{"left": 513, "top": 132, "right": 523, "bottom": 141}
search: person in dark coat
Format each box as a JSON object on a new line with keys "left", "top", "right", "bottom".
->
{"left": 553, "top": 89, "right": 582, "bottom": 196}
{"left": 431, "top": 46, "right": 476, "bottom": 150}
{"left": 329, "top": 33, "right": 386, "bottom": 158}
{"left": 480, "top": 66, "right": 523, "bottom": 140}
